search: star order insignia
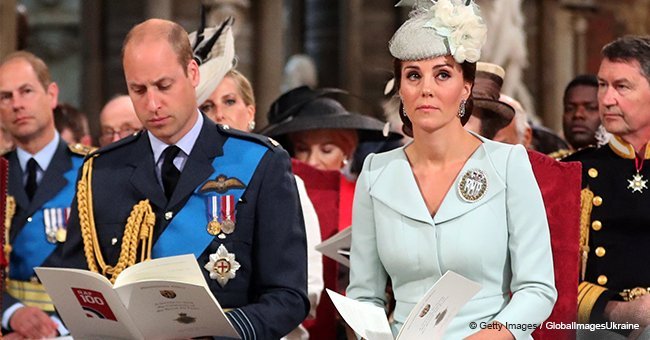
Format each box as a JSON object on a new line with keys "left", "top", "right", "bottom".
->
{"left": 627, "top": 173, "right": 648, "bottom": 193}
{"left": 204, "top": 244, "right": 241, "bottom": 287}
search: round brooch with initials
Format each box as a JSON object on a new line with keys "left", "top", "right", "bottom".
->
{"left": 458, "top": 168, "right": 488, "bottom": 202}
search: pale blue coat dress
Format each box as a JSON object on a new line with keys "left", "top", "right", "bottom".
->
{"left": 347, "top": 135, "right": 557, "bottom": 340}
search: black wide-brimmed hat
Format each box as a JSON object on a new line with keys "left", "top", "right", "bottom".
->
{"left": 259, "top": 86, "right": 401, "bottom": 142}
{"left": 472, "top": 62, "right": 515, "bottom": 130}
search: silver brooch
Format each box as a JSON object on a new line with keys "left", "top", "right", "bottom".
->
{"left": 204, "top": 244, "right": 241, "bottom": 287}
{"left": 458, "top": 168, "right": 488, "bottom": 202}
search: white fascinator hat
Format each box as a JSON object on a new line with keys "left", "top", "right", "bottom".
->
{"left": 389, "top": 0, "right": 487, "bottom": 63}
{"left": 190, "top": 17, "right": 236, "bottom": 105}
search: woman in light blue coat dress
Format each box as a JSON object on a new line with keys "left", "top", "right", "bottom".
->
{"left": 346, "top": 1, "right": 557, "bottom": 339}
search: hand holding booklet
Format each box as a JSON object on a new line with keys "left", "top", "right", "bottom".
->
{"left": 328, "top": 271, "right": 481, "bottom": 340}
{"left": 35, "top": 254, "right": 240, "bottom": 340}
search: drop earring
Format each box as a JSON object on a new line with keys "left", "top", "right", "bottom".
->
{"left": 457, "top": 99, "right": 467, "bottom": 118}
{"left": 248, "top": 120, "right": 256, "bottom": 131}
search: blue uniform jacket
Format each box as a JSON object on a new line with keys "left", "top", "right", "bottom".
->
{"left": 53, "top": 117, "right": 309, "bottom": 339}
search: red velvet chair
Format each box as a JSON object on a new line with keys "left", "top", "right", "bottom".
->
{"left": 292, "top": 159, "right": 344, "bottom": 340}
{"left": 528, "top": 150, "right": 580, "bottom": 340}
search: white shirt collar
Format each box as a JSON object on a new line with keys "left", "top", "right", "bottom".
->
{"left": 16, "top": 131, "right": 61, "bottom": 172}
{"left": 149, "top": 111, "right": 203, "bottom": 163}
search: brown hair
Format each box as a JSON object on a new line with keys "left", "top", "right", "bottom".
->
{"left": 1, "top": 51, "right": 51, "bottom": 90}
{"left": 122, "top": 19, "right": 193, "bottom": 76}
{"left": 54, "top": 103, "right": 89, "bottom": 143}
{"left": 226, "top": 69, "right": 256, "bottom": 106}
{"left": 392, "top": 58, "right": 476, "bottom": 137}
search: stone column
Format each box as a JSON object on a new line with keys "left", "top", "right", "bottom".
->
{"left": 0, "top": 0, "right": 18, "bottom": 59}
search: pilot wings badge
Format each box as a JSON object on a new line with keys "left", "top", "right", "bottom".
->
{"left": 199, "top": 175, "right": 245, "bottom": 194}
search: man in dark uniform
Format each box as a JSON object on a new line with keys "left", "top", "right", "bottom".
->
{"left": 564, "top": 35, "right": 650, "bottom": 339}
{"left": 55, "top": 19, "right": 308, "bottom": 339}
{"left": 0, "top": 51, "right": 90, "bottom": 338}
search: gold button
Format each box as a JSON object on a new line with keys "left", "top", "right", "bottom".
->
{"left": 595, "top": 247, "right": 606, "bottom": 257}
{"left": 588, "top": 168, "right": 598, "bottom": 178}
{"left": 593, "top": 196, "right": 603, "bottom": 206}
{"left": 592, "top": 220, "right": 602, "bottom": 231}
{"left": 597, "top": 275, "right": 608, "bottom": 285}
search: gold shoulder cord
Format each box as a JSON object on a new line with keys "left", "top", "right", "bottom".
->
{"left": 4, "top": 196, "right": 15, "bottom": 269}
{"left": 77, "top": 156, "right": 155, "bottom": 283}
{"left": 579, "top": 188, "right": 594, "bottom": 281}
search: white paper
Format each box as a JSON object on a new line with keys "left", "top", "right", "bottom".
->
{"left": 326, "top": 289, "right": 394, "bottom": 340}
{"left": 329, "top": 271, "right": 481, "bottom": 340}
{"left": 315, "top": 227, "right": 351, "bottom": 267}
{"left": 396, "top": 271, "right": 482, "bottom": 340}
{"left": 35, "top": 255, "right": 240, "bottom": 340}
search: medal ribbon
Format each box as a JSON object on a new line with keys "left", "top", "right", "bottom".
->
{"left": 153, "top": 137, "right": 266, "bottom": 258}
{"left": 222, "top": 195, "right": 235, "bottom": 223}
{"left": 11, "top": 156, "right": 82, "bottom": 280}
{"left": 206, "top": 195, "right": 220, "bottom": 222}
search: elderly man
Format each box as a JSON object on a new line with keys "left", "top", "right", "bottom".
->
{"left": 564, "top": 35, "right": 650, "bottom": 340}
{"left": 98, "top": 94, "right": 142, "bottom": 146}
{"left": 0, "top": 51, "right": 91, "bottom": 338}
{"left": 55, "top": 19, "right": 308, "bottom": 339}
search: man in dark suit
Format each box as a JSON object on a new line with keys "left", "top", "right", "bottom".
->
{"left": 56, "top": 19, "right": 308, "bottom": 339}
{"left": 0, "top": 51, "right": 90, "bottom": 338}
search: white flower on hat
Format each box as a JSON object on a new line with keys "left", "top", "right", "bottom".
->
{"left": 422, "top": 0, "right": 487, "bottom": 63}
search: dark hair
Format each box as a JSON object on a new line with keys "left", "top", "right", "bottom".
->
{"left": 54, "top": 103, "right": 89, "bottom": 143}
{"left": 563, "top": 74, "right": 598, "bottom": 104}
{"left": 602, "top": 35, "right": 650, "bottom": 82}
{"left": 393, "top": 58, "right": 476, "bottom": 137}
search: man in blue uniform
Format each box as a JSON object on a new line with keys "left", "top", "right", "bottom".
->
{"left": 564, "top": 35, "right": 650, "bottom": 339}
{"left": 0, "top": 51, "right": 89, "bottom": 338}
{"left": 56, "top": 19, "right": 308, "bottom": 339}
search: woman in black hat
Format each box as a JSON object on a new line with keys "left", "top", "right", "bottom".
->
{"left": 346, "top": 1, "right": 556, "bottom": 339}
{"left": 261, "top": 86, "right": 399, "bottom": 175}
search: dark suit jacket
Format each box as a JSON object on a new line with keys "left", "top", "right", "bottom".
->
{"left": 3, "top": 139, "right": 83, "bottom": 322}
{"left": 55, "top": 117, "right": 309, "bottom": 339}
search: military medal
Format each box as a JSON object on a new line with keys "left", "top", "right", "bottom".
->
{"left": 458, "top": 168, "right": 488, "bottom": 202}
{"left": 220, "top": 195, "right": 236, "bottom": 234}
{"left": 204, "top": 244, "right": 241, "bottom": 287}
{"left": 207, "top": 219, "right": 221, "bottom": 235}
{"left": 206, "top": 195, "right": 222, "bottom": 235}
{"left": 44, "top": 207, "right": 70, "bottom": 243}
{"left": 628, "top": 153, "right": 647, "bottom": 193}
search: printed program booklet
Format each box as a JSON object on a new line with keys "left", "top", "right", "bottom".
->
{"left": 315, "top": 227, "right": 351, "bottom": 267}
{"left": 35, "top": 254, "right": 240, "bottom": 340}
{"left": 328, "top": 270, "right": 481, "bottom": 340}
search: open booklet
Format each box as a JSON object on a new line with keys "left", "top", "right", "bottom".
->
{"left": 35, "top": 254, "right": 240, "bottom": 340}
{"left": 328, "top": 271, "right": 481, "bottom": 340}
{"left": 315, "top": 227, "right": 351, "bottom": 267}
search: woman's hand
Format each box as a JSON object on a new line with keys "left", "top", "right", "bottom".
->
{"left": 464, "top": 321, "right": 515, "bottom": 340}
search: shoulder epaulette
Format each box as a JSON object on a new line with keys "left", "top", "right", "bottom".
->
{"left": 547, "top": 148, "right": 573, "bottom": 160}
{"left": 68, "top": 143, "right": 97, "bottom": 156}
{"left": 87, "top": 130, "right": 143, "bottom": 158}
{"left": 217, "top": 124, "right": 280, "bottom": 149}
{"left": 561, "top": 145, "right": 598, "bottom": 162}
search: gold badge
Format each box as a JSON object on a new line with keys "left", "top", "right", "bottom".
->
{"left": 204, "top": 244, "right": 241, "bottom": 287}
{"left": 56, "top": 228, "right": 67, "bottom": 243}
{"left": 458, "top": 168, "right": 487, "bottom": 202}
{"left": 207, "top": 219, "right": 221, "bottom": 235}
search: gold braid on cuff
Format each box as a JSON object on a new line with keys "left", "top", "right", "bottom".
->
{"left": 578, "top": 281, "right": 607, "bottom": 324}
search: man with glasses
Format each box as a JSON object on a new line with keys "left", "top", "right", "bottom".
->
{"left": 98, "top": 94, "right": 142, "bottom": 146}
{"left": 0, "top": 51, "right": 91, "bottom": 338}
